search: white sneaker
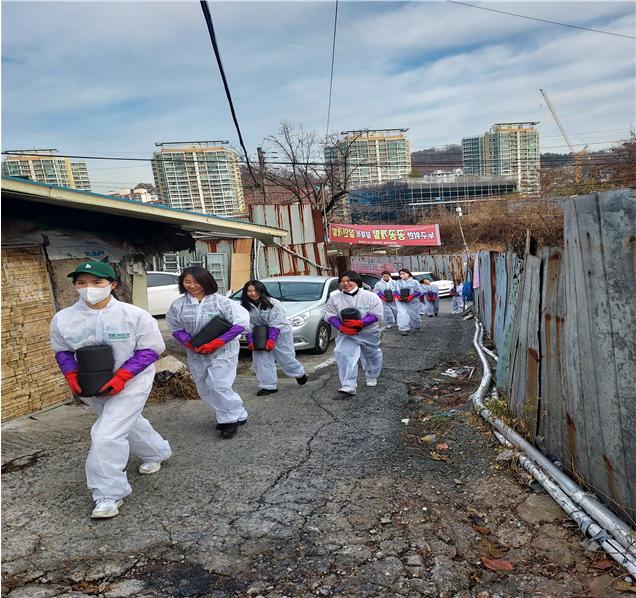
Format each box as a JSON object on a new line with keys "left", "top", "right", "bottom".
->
{"left": 338, "top": 385, "right": 357, "bottom": 396}
{"left": 139, "top": 451, "right": 171, "bottom": 475}
{"left": 366, "top": 378, "right": 378, "bottom": 387}
{"left": 91, "top": 498, "right": 123, "bottom": 519}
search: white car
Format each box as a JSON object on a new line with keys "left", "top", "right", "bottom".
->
{"left": 146, "top": 271, "right": 181, "bottom": 316}
{"left": 391, "top": 271, "right": 454, "bottom": 297}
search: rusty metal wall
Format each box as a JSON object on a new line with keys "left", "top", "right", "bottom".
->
{"left": 250, "top": 204, "right": 329, "bottom": 276}
{"left": 475, "top": 189, "right": 636, "bottom": 516}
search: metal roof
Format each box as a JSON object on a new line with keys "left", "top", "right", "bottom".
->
{"left": 1, "top": 177, "right": 287, "bottom": 245}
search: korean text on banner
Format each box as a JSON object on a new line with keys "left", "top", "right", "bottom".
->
{"left": 329, "top": 224, "right": 441, "bottom": 246}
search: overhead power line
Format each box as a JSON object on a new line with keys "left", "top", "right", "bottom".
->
{"left": 199, "top": 0, "right": 258, "bottom": 186}
{"left": 2, "top": 153, "right": 627, "bottom": 170}
{"left": 447, "top": 1, "right": 636, "bottom": 39}
{"left": 325, "top": 0, "right": 339, "bottom": 138}
{"left": 3, "top": 139, "right": 629, "bottom": 165}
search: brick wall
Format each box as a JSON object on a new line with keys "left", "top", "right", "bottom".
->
{"left": 1, "top": 246, "right": 70, "bottom": 421}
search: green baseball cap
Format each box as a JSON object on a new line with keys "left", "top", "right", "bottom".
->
{"left": 67, "top": 261, "right": 117, "bottom": 280}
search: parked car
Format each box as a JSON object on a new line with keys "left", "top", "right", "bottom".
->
{"left": 391, "top": 271, "right": 454, "bottom": 297}
{"left": 146, "top": 271, "right": 181, "bottom": 316}
{"left": 359, "top": 273, "right": 382, "bottom": 290}
{"left": 228, "top": 276, "right": 345, "bottom": 354}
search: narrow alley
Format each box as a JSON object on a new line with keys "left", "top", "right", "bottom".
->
{"left": 1, "top": 311, "right": 629, "bottom": 597}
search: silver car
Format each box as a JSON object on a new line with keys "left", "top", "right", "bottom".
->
{"left": 229, "top": 276, "right": 342, "bottom": 354}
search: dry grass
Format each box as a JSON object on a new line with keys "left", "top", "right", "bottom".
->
{"left": 433, "top": 198, "right": 564, "bottom": 253}
{"left": 148, "top": 370, "right": 200, "bottom": 403}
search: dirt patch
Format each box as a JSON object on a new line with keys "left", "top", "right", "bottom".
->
{"left": 396, "top": 355, "right": 634, "bottom": 596}
{"left": 1, "top": 451, "right": 46, "bottom": 475}
{"left": 132, "top": 560, "right": 247, "bottom": 597}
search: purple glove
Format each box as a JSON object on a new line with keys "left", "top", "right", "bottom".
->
{"left": 120, "top": 349, "right": 160, "bottom": 376}
{"left": 172, "top": 330, "right": 192, "bottom": 347}
{"left": 55, "top": 351, "right": 78, "bottom": 375}
{"left": 217, "top": 324, "right": 245, "bottom": 344}
{"left": 412, "top": 290, "right": 422, "bottom": 298}
{"left": 246, "top": 332, "right": 254, "bottom": 345}
{"left": 361, "top": 314, "right": 378, "bottom": 326}
{"left": 267, "top": 327, "right": 281, "bottom": 342}
{"left": 328, "top": 316, "right": 343, "bottom": 329}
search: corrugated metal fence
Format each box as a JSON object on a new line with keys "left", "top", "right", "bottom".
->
{"left": 349, "top": 254, "right": 466, "bottom": 281}
{"left": 250, "top": 204, "right": 329, "bottom": 276}
{"left": 474, "top": 189, "right": 635, "bottom": 516}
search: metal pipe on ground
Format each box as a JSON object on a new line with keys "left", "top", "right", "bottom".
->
{"left": 470, "top": 319, "right": 636, "bottom": 570}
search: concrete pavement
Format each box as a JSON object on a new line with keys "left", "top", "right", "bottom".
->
{"left": 2, "top": 303, "right": 622, "bottom": 597}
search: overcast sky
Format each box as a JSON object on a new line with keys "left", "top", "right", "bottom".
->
{"left": 2, "top": 0, "right": 634, "bottom": 193}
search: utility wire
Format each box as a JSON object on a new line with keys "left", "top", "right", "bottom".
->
{"left": 199, "top": 0, "right": 258, "bottom": 186}
{"left": 2, "top": 140, "right": 629, "bottom": 166}
{"left": 447, "top": 0, "right": 636, "bottom": 39}
{"left": 325, "top": 0, "right": 339, "bottom": 139}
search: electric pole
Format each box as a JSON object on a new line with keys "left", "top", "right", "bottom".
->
{"left": 257, "top": 146, "right": 267, "bottom": 204}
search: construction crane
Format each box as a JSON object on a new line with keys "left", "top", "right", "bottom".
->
{"left": 539, "top": 88, "right": 588, "bottom": 183}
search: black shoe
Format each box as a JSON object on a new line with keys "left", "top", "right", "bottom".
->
{"left": 219, "top": 422, "right": 239, "bottom": 439}
{"left": 434, "top": 313, "right": 438, "bottom": 317}
{"left": 256, "top": 388, "right": 278, "bottom": 396}
{"left": 216, "top": 419, "right": 247, "bottom": 430}
{"left": 296, "top": 374, "right": 308, "bottom": 385}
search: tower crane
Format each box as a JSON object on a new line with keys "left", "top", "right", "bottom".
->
{"left": 539, "top": 88, "right": 588, "bottom": 183}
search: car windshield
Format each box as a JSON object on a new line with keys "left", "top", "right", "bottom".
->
{"left": 265, "top": 281, "right": 325, "bottom": 301}
{"left": 232, "top": 281, "right": 325, "bottom": 302}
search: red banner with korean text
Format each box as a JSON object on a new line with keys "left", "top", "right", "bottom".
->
{"left": 329, "top": 223, "right": 441, "bottom": 246}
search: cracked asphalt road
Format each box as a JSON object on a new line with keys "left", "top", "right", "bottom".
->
{"left": 2, "top": 307, "right": 629, "bottom": 597}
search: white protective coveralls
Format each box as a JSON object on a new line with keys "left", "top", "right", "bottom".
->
{"left": 373, "top": 279, "right": 397, "bottom": 328}
{"left": 247, "top": 298, "right": 305, "bottom": 390}
{"left": 451, "top": 284, "right": 464, "bottom": 313}
{"left": 167, "top": 293, "right": 249, "bottom": 424}
{"left": 394, "top": 278, "right": 423, "bottom": 332}
{"left": 50, "top": 298, "right": 171, "bottom": 501}
{"left": 324, "top": 288, "right": 384, "bottom": 389}
{"left": 422, "top": 282, "right": 440, "bottom": 316}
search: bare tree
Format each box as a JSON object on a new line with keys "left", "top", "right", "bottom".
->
{"left": 263, "top": 121, "right": 323, "bottom": 208}
{"left": 261, "top": 122, "right": 366, "bottom": 217}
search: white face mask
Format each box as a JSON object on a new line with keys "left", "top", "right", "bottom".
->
{"left": 77, "top": 285, "right": 113, "bottom": 305}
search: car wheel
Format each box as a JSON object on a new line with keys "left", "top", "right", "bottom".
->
{"left": 311, "top": 321, "right": 331, "bottom": 354}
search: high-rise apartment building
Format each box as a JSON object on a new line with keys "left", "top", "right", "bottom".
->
{"left": 325, "top": 129, "right": 412, "bottom": 221}
{"left": 151, "top": 141, "right": 245, "bottom": 216}
{"left": 2, "top": 150, "right": 92, "bottom": 191}
{"left": 462, "top": 123, "right": 540, "bottom": 195}
{"left": 325, "top": 129, "right": 412, "bottom": 189}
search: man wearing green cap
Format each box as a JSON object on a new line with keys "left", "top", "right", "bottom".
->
{"left": 50, "top": 261, "right": 171, "bottom": 519}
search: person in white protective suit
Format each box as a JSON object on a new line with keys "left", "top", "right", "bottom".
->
{"left": 166, "top": 266, "right": 249, "bottom": 440}
{"left": 240, "top": 280, "right": 308, "bottom": 396}
{"left": 324, "top": 271, "right": 384, "bottom": 396}
{"left": 50, "top": 261, "right": 171, "bottom": 520}
{"left": 421, "top": 277, "right": 440, "bottom": 317}
{"left": 373, "top": 270, "right": 397, "bottom": 329}
{"left": 394, "top": 269, "right": 423, "bottom": 335}
{"left": 450, "top": 279, "right": 465, "bottom": 314}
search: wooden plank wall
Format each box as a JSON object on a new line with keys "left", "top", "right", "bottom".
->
{"left": 479, "top": 189, "right": 635, "bottom": 515}
{"left": 537, "top": 247, "right": 567, "bottom": 461}
{"left": 563, "top": 190, "right": 635, "bottom": 516}
{"left": 505, "top": 255, "right": 541, "bottom": 429}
